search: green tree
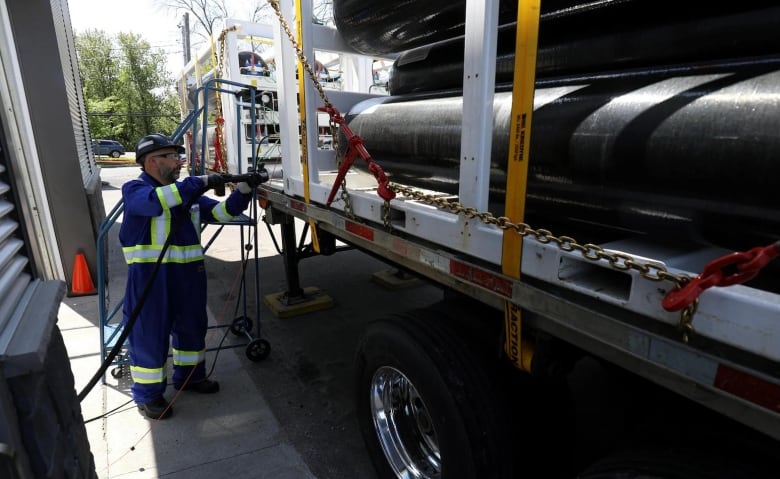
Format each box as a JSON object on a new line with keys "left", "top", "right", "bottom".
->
{"left": 75, "top": 30, "right": 180, "bottom": 152}
{"left": 76, "top": 29, "right": 118, "bottom": 99}
{"left": 116, "top": 33, "right": 177, "bottom": 142}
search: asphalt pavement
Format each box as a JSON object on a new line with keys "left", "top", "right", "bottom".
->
{"left": 61, "top": 165, "right": 444, "bottom": 478}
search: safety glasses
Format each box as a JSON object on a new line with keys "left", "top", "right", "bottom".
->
{"left": 154, "top": 152, "right": 185, "bottom": 161}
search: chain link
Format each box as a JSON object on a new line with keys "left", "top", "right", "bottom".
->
{"left": 388, "top": 183, "right": 697, "bottom": 340}
{"left": 267, "top": 0, "right": 356, "bottom": 215}
{"left": 215, "top": 26, "right": 238, "bottom": 114}
{"left": 678, "top": 298, "right": 698, "bottom": 344}
{"left": 215, "top": 27, "right": 234, "bottom": 83}
{"left": 265, "top": 0, "right": 696, "bottom": 341}
{"left": 382, "top": 200, "right": 391, "bottom": 229}
{"left": 389, "top": 184, "right": 688, "bottom": 285}
{"left": 267, "top": 0, "right": 332, "bottom": 108}
{"left": 329, "top": 114, "right": 354, "bottom": 218}
{"left": 339, "top": 185, "right": 355, "bottom": 219}
{"left": 210, "top": 26, "right": 239, "bottom": 174}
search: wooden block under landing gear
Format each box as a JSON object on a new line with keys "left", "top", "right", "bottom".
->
{"left": 371, "top": 268, "right": 422, "bottom": 290}
{"left": 263, "top": 286, "right": 334, "bottom": 318}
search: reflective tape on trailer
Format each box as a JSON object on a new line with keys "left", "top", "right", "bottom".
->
{"left": 290, "top": 199, "right": 307, "bottom": 212}
{"left": 714, "top": 364, "right": 780, "bottom": 413}
{"left": 258, "top": 186, "right": 780, "bottom": 425}
{"left": 345, "top": 220, "right": 374, "bottom": 241}
{"left": 451, "top": 259, "right": 513, "bottom": 298}
{"left": 628, "top": 331, "right": 780, "bottom": 414}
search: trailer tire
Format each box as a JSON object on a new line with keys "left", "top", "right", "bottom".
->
{"left": 577, "top": 446, "right": 777, "bottom": 479}
{"left": 354, "top": 311, "right": 513, "bottom": 479}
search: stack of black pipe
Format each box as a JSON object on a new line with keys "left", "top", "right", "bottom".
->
{"left": 333, "top": 0, "right": 780, "bottom": 254}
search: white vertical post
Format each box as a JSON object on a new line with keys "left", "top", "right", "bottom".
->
{"left": 222, "top": 23, "right": 239, "bottom": 173}
{"left": 459, "top": 0, "right": 500, "bottom": 211}
{"left": 341, "top": 54, "right": 374, "bottom": 92}
{"left": 272, "top": 0, "right": 303, "bottom": 194}
{"left": 300, "top": 1, "right": 321, "bottom": 183}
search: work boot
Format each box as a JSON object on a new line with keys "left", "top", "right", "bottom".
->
{"left": 138, "top": 397, "right": 173, "bottom": 420}
{"left": 175, "top": 378, "right": 220, "bottom": 394}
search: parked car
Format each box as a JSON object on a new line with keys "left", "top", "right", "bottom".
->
{"left": 92, "top": 139, "right": 125, "bottom": 158}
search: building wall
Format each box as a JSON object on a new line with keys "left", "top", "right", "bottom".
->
{"left": 0, "top": 0, "right": 102, "bottom": 476}
{"left": 6, "top": 0, "right": 105, "bottom": 292}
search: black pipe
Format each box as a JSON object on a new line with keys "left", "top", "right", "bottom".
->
{"left": 334, "top": 0, "right": 778, "bottom": 56}
{"left": 346, "top": 58, "right": 780, "bottom": 252}
{"left": 389, "top": 6, "right": 780, "bottom": 95}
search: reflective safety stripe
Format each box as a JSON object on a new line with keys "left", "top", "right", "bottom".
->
{"left": 123, "top": 244, "right": 203, "bottom": 264}
{"left": 130, "top": 365, "right": 166, "bottom": 384}
{"left": 123, "top": 184, "right": 239, "bottom": 265}
{"left": 156, "top": 183, "right": 182, "bottom": 210}
{"left": 151, "top": 211, "right": 171, "bottom": 245}
{"left": 190, "top": 204, "right": 201, "bottom": 237}
{"left": 172, "top": 348, "right": 205, "bottom": 366}
{"left": 123, "top": 196, "right": 205, "bottom": 264}
{"left": 211, "top": 202, "right": 236, "bottom": 222}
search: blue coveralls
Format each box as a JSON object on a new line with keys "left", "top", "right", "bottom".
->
{"left": 119, "top": 172, "right": 252, "bottom": 405}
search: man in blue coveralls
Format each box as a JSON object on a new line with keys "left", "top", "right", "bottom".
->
{"left": 120, "top": 133, "right": 257, "bottom": 420}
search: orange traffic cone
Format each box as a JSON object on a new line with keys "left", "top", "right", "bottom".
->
{"left": 71, "top": 252, "right": 96, "bottom": 296}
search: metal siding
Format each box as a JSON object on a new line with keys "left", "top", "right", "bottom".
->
{"left": 6, "top": 0, "right": 106, "bottom": 289}
{"left": 0, "top": 121, "right": 32, "bottom": 336}
{"left": 51, "top": 0, "right": 96, "bottom": 184}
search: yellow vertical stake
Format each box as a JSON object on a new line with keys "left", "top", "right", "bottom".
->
{"left": 294, "top": 0, "right": 320, "bottom": 252}
{"left": 502, "top": 0, "right": 540, "bottom": 370}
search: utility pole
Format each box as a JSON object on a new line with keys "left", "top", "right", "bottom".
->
{"left": 180, "top": 12, "right": 191, "bottom": 65}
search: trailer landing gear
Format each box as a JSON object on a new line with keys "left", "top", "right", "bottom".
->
{"left": 262, "top": 210, "right": 334, "bottom": 318}
{"left": 370, "top": 268, "right": 422, "bottom": 290}
{"left": 264, "top": 286, "right": 334, "bottom": 318}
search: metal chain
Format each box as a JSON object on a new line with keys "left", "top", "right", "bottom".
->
{"left": 214, "top": 25, "right": 238, "bottom": 114}
{"left": 215, "top": 29, "right": 229, "bottom": 81}
{"left": 265, "top": 0, "right": 697, "bottom": 341}
{"left": 678, "top": 299, "right": 698, "bottom": 343}
{"left": 267, "top": 0, "right": 332, "bottom": 108}
{"left": 329, "top": 115, "right": 353, "bottom": 218}
{"left": 210, "top": 26, "right": 239, "bottom": 174}
{"left": 388, "top": 183, "right": 698, "bottom": 341}
{"left": 267, "top": 0, "right": 356, "bottom": 215}
{"left": 382, "top": 200, "right": 391, "bottom": 229}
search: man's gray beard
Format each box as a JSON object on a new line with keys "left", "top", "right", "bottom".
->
{"left": 164, "top": 168, "right": 181, "bottom": 183}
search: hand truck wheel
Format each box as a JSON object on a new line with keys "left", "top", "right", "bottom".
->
{"left": 230, "top": 316, "right": 254, "bottom": 336}
{"left": 246, "top": 338, "right": 271, "bottom": 362}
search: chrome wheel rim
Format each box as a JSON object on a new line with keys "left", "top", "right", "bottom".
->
{"left": 370, "top": 366, "right": 441, "bottom": 479}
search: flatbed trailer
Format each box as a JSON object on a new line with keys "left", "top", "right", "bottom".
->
{"left": 180, "top": 1, "right": 780, "bottom": 477}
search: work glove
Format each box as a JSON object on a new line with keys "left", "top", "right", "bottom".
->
{"left": 237, "top": 182, "right": 253, "bottom": 194}
{"left": 197, "top": 174, "right": 228, "bottom": 196}
{"left": 198, "top": 174, "right": 226, "bottom": 191}
{"left": 233, "top": 170, "right": 270, "bottom": 194}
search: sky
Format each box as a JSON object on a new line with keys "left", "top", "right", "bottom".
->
{"left": 67, "top": 0, "right": 256, "bottom": 75}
